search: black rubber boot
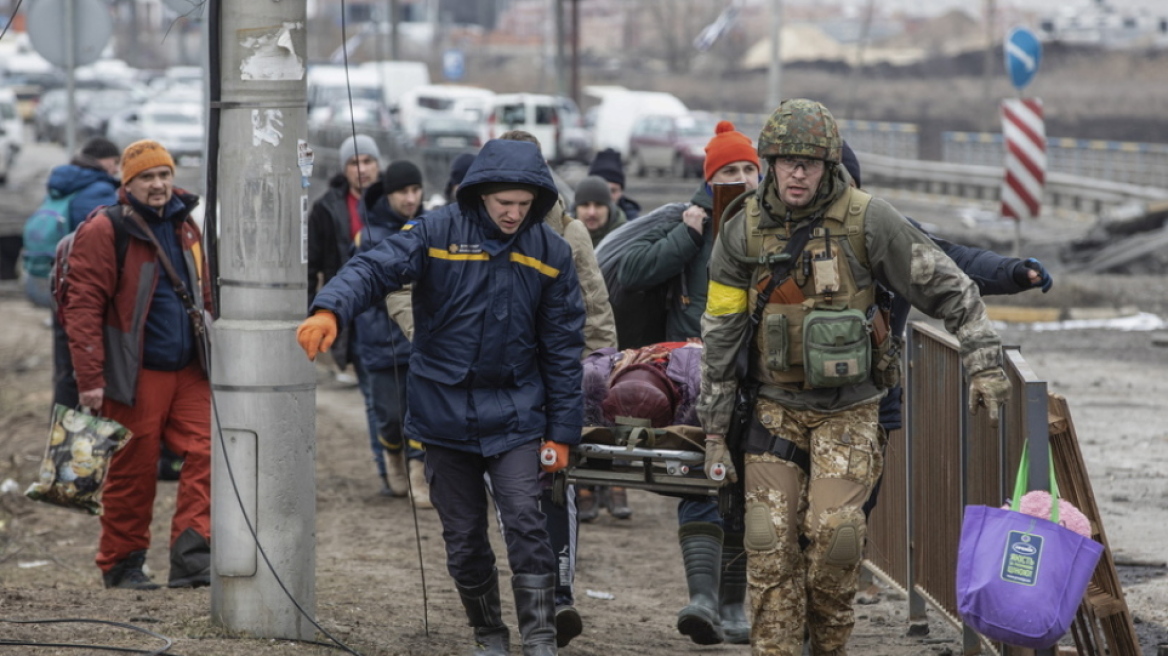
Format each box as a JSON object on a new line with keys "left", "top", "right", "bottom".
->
{"left": 168, "top": 528, "right": 211, "bottom": 588}
{"left": 676, "top": 522, "right": 725, "bottom": 645}
{"left": 456, "top": 570, "right": 510, "bottom": 656}
{"left": 513, "top": 572, "right": 557, "bottom": 656}
{"left": 554, "top": 605, "right": 582, "bottom": 648}
{"left": 103, "top": 550, "right": 160, "bottom": 590}
{"left": 720, "top": 532, "right": 751, "bottom": 644}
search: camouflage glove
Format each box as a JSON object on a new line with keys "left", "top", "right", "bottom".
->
{"left": 969, "top": 366, "right": 1011, "bottom": 426}
{"left": 704, "top": 434, "right": 738, "bottom": 484}
{"left": 296, "top": 310, "right": 338, "bottom": 361}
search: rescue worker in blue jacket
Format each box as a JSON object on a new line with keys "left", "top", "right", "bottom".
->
{"left": 297, "top": 139, "right": 585, "bottom": 656}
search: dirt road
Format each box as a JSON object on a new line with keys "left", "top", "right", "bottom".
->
{"left": 2, "top": 272, "right": 1168, "bottom": 655}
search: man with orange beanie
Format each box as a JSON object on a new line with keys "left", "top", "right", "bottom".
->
{"left": 605, "top": 120, "right": 760, "bottom": 645}
{"left": 62, "top": 139, "right": 212, "bottom": 590}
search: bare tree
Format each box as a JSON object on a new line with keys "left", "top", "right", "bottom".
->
{"left": 635, "top": 0, "right": 725, "bottom": 74}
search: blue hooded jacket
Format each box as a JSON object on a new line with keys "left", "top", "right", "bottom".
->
{"left": 47, "top": 160, "right": 120, "bottom": 231}
{"left": 350, "top": 188, "right": 420, "bottom": 371}
{"left": 312, "top": 140, "right": 586, "bottom": 456}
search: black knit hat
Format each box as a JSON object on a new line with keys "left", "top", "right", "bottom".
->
{"left": 81, "top": 136, "right": 121, "bottom": 160}
{"left": 444, "top": 152, "right": 476, "bottom": 200}
{"left": 382, "top": 160, "right": 423, "bottom": 195}
{"left": 841, "top": 141, "right": 861, "bottom": 189}
{"left": 587, "top": 148, "right": 625, "bottom": 189}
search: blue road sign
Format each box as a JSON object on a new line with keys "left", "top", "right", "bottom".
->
{"left": 1005, "top": 27, "right": 1042, "bottom": 90}
{"left": 443, "top": 49, "right": 465, "bottom": 82}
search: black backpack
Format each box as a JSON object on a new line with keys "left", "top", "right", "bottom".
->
{"left": 51, "top": 207, "right": 130, "bottom": 328}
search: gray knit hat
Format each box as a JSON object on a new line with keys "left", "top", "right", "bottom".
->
{"left": 339, "top": 134, "right": 381, "bottom": 167}
{"left": 573, "top": 175, "right": 613, "bottom": 213}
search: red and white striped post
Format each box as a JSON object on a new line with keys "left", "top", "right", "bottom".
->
{"left": 1000, "top": 98, "right": 1046, "bottom": 221}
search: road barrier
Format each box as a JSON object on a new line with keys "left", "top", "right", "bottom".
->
{"left": 865, "top": 322, "right": 1139, "bottom": 655}
{"left": 858, "top": 150, "right": 1168, "bottom": 215}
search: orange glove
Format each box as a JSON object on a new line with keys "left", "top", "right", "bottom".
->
{"left": 540, "top": 441, "right": 571, "bottom": 473}
{"left": 296, "top": 310, "right": 338, "bottom": 361}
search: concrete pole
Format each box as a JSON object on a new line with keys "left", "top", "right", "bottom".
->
{"left": 554, "top": 0, "right": 567, "bottom": 99}
{"left": 209, "top": 0, "right": 316, "bottom": 640}
{"left": 766, "top": 0, "right": 783, "bottom": 112}
{"left": 65, "top": 0, "right": 76, "bottom": 158}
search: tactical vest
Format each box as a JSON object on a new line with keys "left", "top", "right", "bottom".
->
{"left": 743, "top": 187, "right": 876, "bottom": 389}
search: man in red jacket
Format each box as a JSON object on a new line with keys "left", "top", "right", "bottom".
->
{"left": 62, "top": 139, "right": 213, "bottom": 590}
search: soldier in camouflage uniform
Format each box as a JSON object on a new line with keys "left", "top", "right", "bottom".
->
{"left": 696, "top": 99, "right": 1012, "bottom": 655}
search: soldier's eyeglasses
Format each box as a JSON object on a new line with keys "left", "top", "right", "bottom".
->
{"left": 771, "top": 157, "right": 825, "bottom": 174}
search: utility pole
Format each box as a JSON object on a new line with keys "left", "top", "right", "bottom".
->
{"left": 555, "top": 0, "right": 566, "bottom": 98}
{"left": 766, "top": 0, "right": 783, "bottom": 111}
{"left": 390, "top": 0, "right": 400, "bottom": 60}
{"left": 983, "top": 0, "right": 997, "bottom": 125}
{"left": 570, "top": 0, "right": 580, "bottom": 108}
{"left": 209, "top": 0, "right": 317, "bottom": 640}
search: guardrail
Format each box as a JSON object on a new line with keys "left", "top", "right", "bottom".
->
{"left": 944, "top": 131, "right": 1168, "bottom": 189}
{"left": 864, "top": 322, "right": 1138, "bottom": 655}
{"left": 857, "top": 151, "right": 1168, "bottom": 215}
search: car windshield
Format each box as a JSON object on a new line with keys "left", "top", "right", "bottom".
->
{"left": 675, "top": 116, "right": 718, "bottom": 137}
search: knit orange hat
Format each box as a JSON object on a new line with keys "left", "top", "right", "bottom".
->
{"left": 703, "top": 120, "right": 759, "bottom": 182}
{"left": 121, "top": 139, "right": 176, "bottom": 183}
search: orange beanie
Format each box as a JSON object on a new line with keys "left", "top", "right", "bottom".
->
{"left": 121, "top": 139, "right": 176, "bottom": 183}
{"left": 703, "top": 120, "right": 759, "bottom": 182}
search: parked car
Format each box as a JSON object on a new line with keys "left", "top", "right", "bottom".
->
{"left": 107, "top": 102, "right": 204, "bottom": 163}
{"left": 589, "top": 89, "right": 687, "bottom": 158}
{"left": 397, "top": 84, "right": 494, "bottom": 145}
{"left": 626, "top": 111, "right": 720, "bottom": 178}
{"left": 486, "top": 93, "right": 591, "bottom": 164}
{"left": 415, "top": 115, "right": 482, "bottom": 151}
{"left": 33, "top": 88, "right": 96, "bottom": 144}
{"left": 0, "top": 87, "right": 21, "bottom": 183}
{"left": 77, "top": 88, "right": 145, "bottom": 141}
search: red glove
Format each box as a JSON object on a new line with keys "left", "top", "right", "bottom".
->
{"left": 296, "top": 310, "right": 338, "bottom": 361}
{"left": 540, "top": 441, "right": 571, "bottom": 473}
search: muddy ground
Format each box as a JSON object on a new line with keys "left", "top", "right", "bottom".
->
{"left": 2, "top": 269, "right": 1168, "bottom": 656}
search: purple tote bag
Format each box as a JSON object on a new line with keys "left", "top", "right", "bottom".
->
{"left": 955, "top": 445, "right": 1104, "bottom": 649}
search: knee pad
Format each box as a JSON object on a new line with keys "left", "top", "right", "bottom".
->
{"left": 743, "top": 502, "right": 778, "bottom": 552}
{"left": 823, "top": 511, "right": 865, "bottom": 569}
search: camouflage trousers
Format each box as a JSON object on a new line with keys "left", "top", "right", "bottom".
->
{"left": 742, "top": 399, "right": 884, "bottom": 656}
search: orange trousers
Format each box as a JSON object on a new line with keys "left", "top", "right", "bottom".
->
{"left": 95, "top": 362, "right": 211, "bottom": 572}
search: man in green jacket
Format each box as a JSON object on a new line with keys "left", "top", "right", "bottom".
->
{"left": 613, "top": 120, "right": 762, "bottom": 645}
{"left": 698, "top": 99, "right": 1011, "bottom": 655}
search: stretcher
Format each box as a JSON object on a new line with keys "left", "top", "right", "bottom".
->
{"left": 558, "top": 418, "right": 724, "bottom": 499}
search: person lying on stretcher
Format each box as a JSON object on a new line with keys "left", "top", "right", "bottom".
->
{"left": 580, "top": 341, "right": 706, "bottom": 451}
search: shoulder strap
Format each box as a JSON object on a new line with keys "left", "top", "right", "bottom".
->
{"left": 106, "top": 205, "right": 131, "bottom": 274}
{"left": 122, "top": 208, "right": 206, "bottom": 333}
{"left": 748, "top": 217, "right": 822, "bottom": 328}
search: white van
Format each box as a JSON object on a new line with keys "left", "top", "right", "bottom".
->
{"left": 358, "top": 60, "right": 431, "bottom": 111}
{"left": 397, "top": 84, "right": 495, "bottom": 144}
{"left": 589, "top": 90, "right": 688, "bottom": 158}
{"left": 487, "top": 93, "right": 590, "bottom": 164}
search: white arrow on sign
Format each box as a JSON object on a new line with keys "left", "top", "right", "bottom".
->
{"left": 1007, "top": 41, "right": 1037, "bottom": 71}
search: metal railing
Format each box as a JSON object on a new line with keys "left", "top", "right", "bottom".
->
{"left": 857, "top": 150, "right": 1168, "bottom": 215}
{"left": 865, "top": 321, "right": 1139, "bottom": 655}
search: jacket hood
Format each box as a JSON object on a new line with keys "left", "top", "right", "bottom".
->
{"left": 455, "top": 139, "right": 559, "bottom": 234}
{"left": 47, "top": 163, "right": 118, "bottom": 198}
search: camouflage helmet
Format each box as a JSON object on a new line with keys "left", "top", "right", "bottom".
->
{"left": 757, "top": 99, "right": 842, "bottom": 163}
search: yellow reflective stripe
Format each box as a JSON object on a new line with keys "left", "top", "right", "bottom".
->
{"left": 191, "top": 242, "right": 204, "bottom": 282}
{"left": 428, "top": 247, "right": 489, "bottom": 261}
{"left": 707, "top": 280, "right": 748, "bottom": 316}
{"left": 510, "top": 253, "right": 560, "bottom": 278}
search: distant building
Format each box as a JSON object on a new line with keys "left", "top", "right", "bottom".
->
{"left": 1037, "top": 0, "right": 1168, "bottom": 48}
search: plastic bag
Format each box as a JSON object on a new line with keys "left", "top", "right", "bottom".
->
{"left": 24, "top": 404, "right": 133, "bottom": 515}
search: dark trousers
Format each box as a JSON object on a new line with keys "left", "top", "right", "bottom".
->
{"left": 51, "top": 315, "right": 78, "bottom": 410}
{"left": 427, "top": 441, "right": 554, "bottom": 587}
{"left": 367, "top": 365, "right": 424, "bottom": 461}
{"left": 491, "top": 476, "right": 578, "bottom": 606}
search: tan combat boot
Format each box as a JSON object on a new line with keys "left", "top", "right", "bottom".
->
{"left": 384, "top": 450, "right": 409, "bottom": 497}
{"left": 409, "top": 458, "right": 433, "bottom": 509}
